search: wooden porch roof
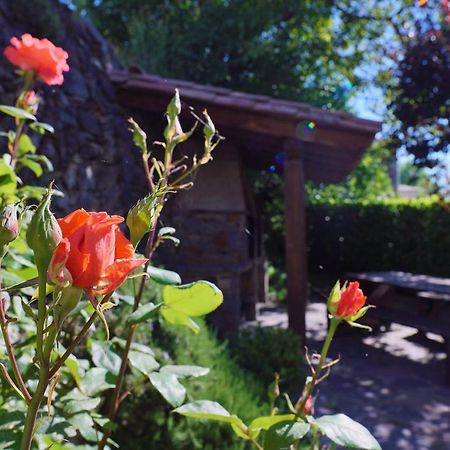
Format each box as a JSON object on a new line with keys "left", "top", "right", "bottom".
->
{"left": 110, "top": 70, "right": 381, "bottom": 184}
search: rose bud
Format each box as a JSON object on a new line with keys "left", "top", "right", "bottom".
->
{"left": 51, "top": 209, "right": 147, "bottom": 299}
{"left": 18, "top": 90, "right": 40, "bottom": 114}
{"left": 336, "top": 281, "right": 367, "bottom": 318}
{"left": 27, "top": 189, "right": 62, "bottom": 273}
{"left": 327, "top": 280, "right": 373, "bottom": 328}
{"left": 0, "top": 204, "right": 19, "bottom": 255}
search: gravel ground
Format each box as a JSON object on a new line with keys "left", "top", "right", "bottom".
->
{"left": 254, "top": 301, "right": 450, "bottom": 450}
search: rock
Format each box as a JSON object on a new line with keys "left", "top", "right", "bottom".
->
{"left": 0, "top": 0, "right": 139, "bottom": 216}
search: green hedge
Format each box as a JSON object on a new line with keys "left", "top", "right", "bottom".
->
{"left": 307, "top": 197, "right": 450, "bottom": 277}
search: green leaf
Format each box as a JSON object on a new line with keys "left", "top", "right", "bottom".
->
{"left": 0, "top": 105, "right": 36, "bottom": 121}
{"left": 314, "top": 414, "right": 381, "bottom": 450}
{"left": 19, "top": 157, "right": 43, "bottom": 177}
{"left": 349, "top": 305, "right": 375, "bottom": 322}
{"left": 149, "top": 372, "right": 186, "bottom": 407}
{"left": 126, "top": 302, "right": 162, "bottom": 325}
{"left": 249, "top": 415, "right": 297, "bottom": 433}
{"left": 0, "top": 160, "right": 17, "bottom": 196}
{"left": 128, "top": 350, "right": 159, "bottom": 377}
{"left": 29, "top": 121, "right": 55, "bottom": 135}
{"left": 17, "top": 134, "right": 36, "bottom": 155}
{"left": 90, "top": 341, "right": 122, "bottom": 376}
{"left": 68, "top": 412, "right": 98, "bottom": 443}
{"left": 174, "top": 401, "right": 244, "bottom": 426}
{"left": 231, "top": 422, "right": 250, "bottom": 440}
{"left": 60, "top": 389, "right": 101, "bottom": 415}
{"left": 64, "top": 355, "right": 82, "bottom": 387}
{"left": 16, "top": 185, "right": 47, "bottom": 201}
{"left": 148, "top": 266, "right": 182, "bottom": 285}
{"left": 160, "top": 365, "right": 209, "bottom": 379}
{"left": 80, "top": 367, "right": 116, "bottom": 396}
{"left": 162, "top": 280, "right": 223, "bottom": 316}
{"left": 160, "top": 307, "right": 200, "bottom": 333}
{"left": 264, "top": 421, "right": 310, "bottom": 450}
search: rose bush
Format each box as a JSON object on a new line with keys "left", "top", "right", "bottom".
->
{"left": 0, "top": 33, "right": 381, "bottom": 450}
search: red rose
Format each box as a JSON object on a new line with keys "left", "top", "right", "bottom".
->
{"left": 49, "top": 209, "right": 147, "bottom": 297}
{"left": 336, "top": 281, "right": 367, "bottom": 318}
{"left": 4, "top": 33, "right": 69, "bottom": 85}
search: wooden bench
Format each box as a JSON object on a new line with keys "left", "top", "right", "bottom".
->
{"left": 346, "top": 271, "right": 450, "bottom": 385}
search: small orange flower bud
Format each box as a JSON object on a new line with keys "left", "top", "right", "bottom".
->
{"left": 302, "top": 395, "right": 314, "bottom": 416}
{"left": 336, "top": 282, "right": 367, "bottom": 318}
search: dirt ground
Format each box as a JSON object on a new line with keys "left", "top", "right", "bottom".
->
{"left": 255, "top": 300, "right": 450, "bottom": 450}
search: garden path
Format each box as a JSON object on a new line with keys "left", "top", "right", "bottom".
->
{"left": 253, "top": 298, "right": 450, "bottom": 450}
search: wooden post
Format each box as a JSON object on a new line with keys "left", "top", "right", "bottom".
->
{"left": 283, "top": 140, "right": 307, "bottom": 341}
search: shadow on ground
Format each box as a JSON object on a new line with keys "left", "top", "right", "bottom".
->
{"left": 253, "top": 301, "right": 450, "bottom": 450}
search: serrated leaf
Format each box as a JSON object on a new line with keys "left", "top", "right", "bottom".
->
{"left": 126, "top": 302, "right": 162, "bottom": 325}
{"left": 174, "top": 401, "right": 246, "bottom": 427}
{"left": 60, "top": 389, "right": 101, "bottom": 415}
{"left": 80, "top": 367, "right": 116, "bottom": 396}
{"left": 68, "top": 413, "right": 97, "bottom": 442}
{"left": 147, "top": 266, "right": 181, "bottom": 285}
{"left": 149, "top": 372, "right": 186, "bottom": 407}
{"left": 314, "top": 414, "right": 381, "bottom": 450}
{"left": 249, "top": 415, "right": 297, "bottom": 433}
{"left": 90, "top": 342, "right": 122, "bottom": 376}
{"left": 264, "top": 421, "right": 310, "bottom": 450}
{"left": 17, "top": 134, "right": 36, "bottom": 155}
{"left": 160, "top": 365, "right": 209, "bottom": 379}
{"left": 0, "top": 105, "right": 36, "bottom": 121}
{"left": 128, "top": 350, "right": 159, "bottom": 377}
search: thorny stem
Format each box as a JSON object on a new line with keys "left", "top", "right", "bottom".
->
{"left": 11, "top": 71, "right": 35, "bottom": 170}
{"left": 35, "top": 272, "right": 47, "bottom": 364}
{"left": 295, "top": 318, "right": 340, "bottom": 415}
{"left": 99, "top": 126, "right": 175, "bottom": 449}
{"left": 20, "top": 322, "right": 57, "bottom": 450}
{"left": 99, "top": 109, "right": 219, "bottom": 448}
{"left": 10, "top": 121, "right": 26, "bottom": 170}
{"left": 49, "top": 308, "right": 99, "bottom": 378}
{"left": 98, "top": 231, "right": 157, "bottom": 450}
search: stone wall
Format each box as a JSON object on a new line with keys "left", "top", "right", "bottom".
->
{"left": 0, "top": 0, "right": 147, "bottom": 215}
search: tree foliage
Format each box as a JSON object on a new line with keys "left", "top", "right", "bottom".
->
{"left": 74, "top": 0, "right": 394, "bottom": 109}
{"left": 389, "top": 21, "right": 449, "bottom": 169}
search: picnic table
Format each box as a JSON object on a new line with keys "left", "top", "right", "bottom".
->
{"left": 347, "top": 271, "right": 450, "bottom": 385}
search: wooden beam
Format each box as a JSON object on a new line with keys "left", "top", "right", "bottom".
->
{"left": 283, "top": 140, "right": 307, "bottom": 340}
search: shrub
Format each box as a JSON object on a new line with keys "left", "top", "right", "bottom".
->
{"left": 115, "top": 317, "right": 265, "bottom": 450}
{"left": 229, "top": 326, "right": 305, "bottom": 398}
{"left": 308, "top": 196, "right": 450, "bottom": 277}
